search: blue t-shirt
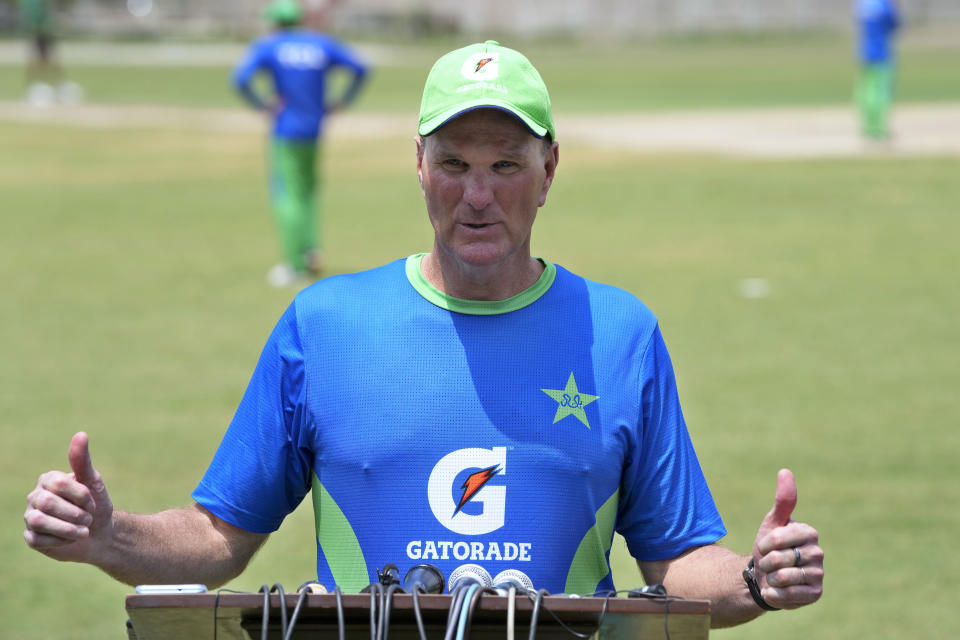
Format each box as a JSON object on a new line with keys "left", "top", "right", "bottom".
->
{"left": 856, "top": 0, "right": 901, "bottom": 64}
{"left": 232, "top": 29, "right": 368, "bottom": 140}
{"left": 193, "top": 256, "right": 725, "bottom": 594}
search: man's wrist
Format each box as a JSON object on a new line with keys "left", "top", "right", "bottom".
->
{"left": 742, "top": 557, "right": 780, "bottom": 612}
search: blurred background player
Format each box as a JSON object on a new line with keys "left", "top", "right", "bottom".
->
{"left": 232, "top": 0, "right": 368, "bottom": 286}
{"left": 18, "top": 0, "right": 81, "bottom": 106}
{"left": 855, "top": 0, "right": 901, "bottom": 141}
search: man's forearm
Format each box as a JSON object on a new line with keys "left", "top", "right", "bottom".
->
{"left": 641, "top": 545, "right": 763, "bottom": 628}
{"left": 95, "top": 505, "right": 265, "bottom": 588}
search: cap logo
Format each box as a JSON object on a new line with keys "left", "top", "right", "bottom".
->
{"left": 461, "top": 52, "right": 500, "bottom": 81}
{"left": 474, "top": 57, "right": 494, "bottom": 73}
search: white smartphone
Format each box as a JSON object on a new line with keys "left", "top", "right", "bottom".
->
{"left": 135, "top": 584, "right": 208, "bottom": 594}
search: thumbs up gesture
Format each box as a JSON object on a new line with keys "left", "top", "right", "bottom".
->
{"left": 750, "top": 469, "right": 824, "bottom": 609}
{"left": 23, "top": 432, "right": 115, "bottom": 564}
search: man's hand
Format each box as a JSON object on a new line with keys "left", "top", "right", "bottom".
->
{"left": 24, "top": 432, "right": 267, "bottom": 586}
{"left": 23, "top": 432, "right": 114, "bottom": 563}
{"left": 752, "top": 469, "right": 824, "bottom": 609}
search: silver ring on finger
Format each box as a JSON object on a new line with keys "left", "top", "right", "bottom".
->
{"left": 792, "top": 546, "right": 802, "bottom": 566}
{"left": 799, "top": 566, "right": 808, "bottom": 585}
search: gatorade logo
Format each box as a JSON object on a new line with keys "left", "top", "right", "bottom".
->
{"left": 428, "top": 447, "right": 506, "bottom": 535}
{"left": 461, "top": 52, "right": 500, "bottom": 81}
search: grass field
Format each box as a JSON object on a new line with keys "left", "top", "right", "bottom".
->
{"left": 2, "top": 31, "right": 959, "bottom": 639}
{"left": 0, "top": 28, "right": 958, "bottom": 110}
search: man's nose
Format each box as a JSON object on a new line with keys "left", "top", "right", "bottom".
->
{"left": 462, "top": 171, "right": 494, "bottom": 211}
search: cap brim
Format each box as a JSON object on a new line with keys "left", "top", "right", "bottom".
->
{"left": 418, "top": 101, "right": 548, "bottom": 139}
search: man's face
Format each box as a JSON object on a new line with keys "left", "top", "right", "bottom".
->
{"left": 416, "top": 109, "right": 558, "bottom": 271}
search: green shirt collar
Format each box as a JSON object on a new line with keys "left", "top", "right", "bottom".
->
{"left": 405, "top": 253, "right": 556, "bottom": 315}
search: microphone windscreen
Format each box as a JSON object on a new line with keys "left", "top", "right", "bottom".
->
{"left": 447, "top": 564, "right": 492, "bottom": 591}
{"left": 403, "top": 564, "right": 445, "bottom": 594}
{"left": 492, "top": 569, "right": 534, "bottom": 593}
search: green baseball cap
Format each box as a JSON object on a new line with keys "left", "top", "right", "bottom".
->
{"left": 418, "top": 41, "right": 555, "bottom": 140}
{"left": 263, "top": 0, "right": 302, "bottom": 25}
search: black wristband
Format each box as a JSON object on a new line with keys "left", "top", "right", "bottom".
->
{"left": 742, "top": 558, "right": 781, "bottom": 612}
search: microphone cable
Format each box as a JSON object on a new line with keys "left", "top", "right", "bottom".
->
{"left": 442, "top": 585, "right": 469, "bottom": 640}
{"left": 526, "top": 588, "right": 548, "bottom": 640}
{"left": 367, "top": 582, "right": 384, "bottom": 640}
{"left": 379, "top": 583, "right": 404, "bottom": 640}
{"left": 258, "top": 583, "right": 288, "bottom": 640}
{"left": 211, "top": 583, "right": 348, "bottom": 640}
{"left": 454, "top": 584, "right": 480, "bottom": 640}
{"left": 258, "top": 586, "right": 270, "bottom": 640}
{"left": 536, "top": 590, "right": 611, "bottom": 640}
{"left": 283, "top": 589, "right": 310, "bottom": 640}
{"left": 410, "top": 585, "right": 429, "bottom": 640}
{"left": 212, "top": 587, "right": 244, "bottom": 640}
{"left": 283, "top": 581, "right": 329, "bottom": 640}
{"left": 461, "top": 583, "right": 494, "bottom": 640}
{"left": 626, "top": 586, "right": 679, "bottom": 640}
{"left": 335, "top": 586, "right": 346, "bottom": 640}
{"left": 506, "top": 586, "right": 516, "bottom": 640}
{"left": 403, "top": 563, "right": 444, "bottom": 640}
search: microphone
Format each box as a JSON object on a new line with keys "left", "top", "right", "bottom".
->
{"left": 446, "top": 564, "right": 492, "bottom": 592}
{"left": 361, "top": 563, "right": 401, "bottom": 592}
{"left": 377, "top": 563, "right": 401, "bottom": 586}
{"left": 491, "top": 569, "right": 534, "bottom": 595}
{"left": 403, "top": 564, "right": 445, "bottom": 594}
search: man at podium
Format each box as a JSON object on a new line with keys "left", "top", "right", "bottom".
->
{"left": 24, "top": 40, "right": 823, "bottom": 629}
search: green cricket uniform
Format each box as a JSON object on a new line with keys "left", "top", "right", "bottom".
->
{"left": 233, "top": 27, "right": 367, "bottom": 276}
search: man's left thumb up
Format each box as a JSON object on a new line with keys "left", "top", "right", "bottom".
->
{"left": 763, "top": 468, "right": 797, "bottom": 530}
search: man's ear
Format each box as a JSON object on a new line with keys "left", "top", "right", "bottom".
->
{"left": 415, "top": 135, "right": 425, "bottom": 190}
{"left": 538, "top": 141, "right": 559, "bottom": 207}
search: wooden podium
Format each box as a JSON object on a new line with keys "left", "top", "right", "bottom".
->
{"left": 126, "top": 591, "right": 710, "bottom": 640}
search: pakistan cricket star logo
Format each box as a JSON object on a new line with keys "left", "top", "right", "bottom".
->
{"left": 541, "top": 373, "right": 598, "bottom": 429}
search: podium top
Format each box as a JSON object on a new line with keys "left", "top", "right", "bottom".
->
{"left": 127, "top": 590, "right": 710, "bottom": 614}
{"left": 126, "top": 591, "right": 711, "bottom": 640}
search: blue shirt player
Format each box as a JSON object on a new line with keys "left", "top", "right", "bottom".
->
{"left": 855, "top": 0, "right": 901, "bottom": 140}
{"left": 233, "top": 0, "right": 368, "bottom": 285}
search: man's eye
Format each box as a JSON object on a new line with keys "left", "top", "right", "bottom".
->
{"left": 494, "top": 161, "right": 519, "bottom": 172}
{"left": 442, "top": 159, "right": 464, "bottom": 168}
